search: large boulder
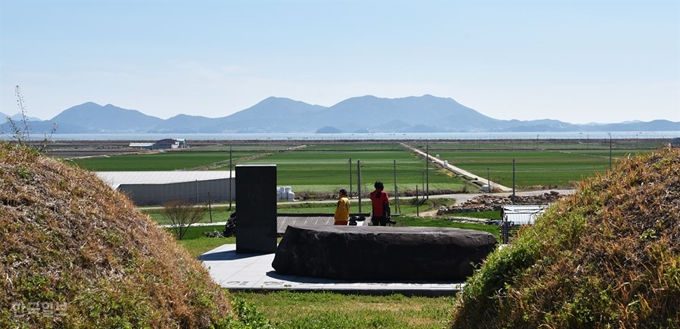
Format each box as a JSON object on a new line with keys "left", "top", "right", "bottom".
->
{"left": 272, "top": 225, "right": 497, "bottom": 281}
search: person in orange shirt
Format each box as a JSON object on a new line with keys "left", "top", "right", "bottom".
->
{"left": 334, "top": 188, "right": 350, "bottom": 225}
{"left": 369, "top": 181, "right": 392, "bottom": 226}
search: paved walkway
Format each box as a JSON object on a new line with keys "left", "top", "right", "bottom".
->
{"left": 200, "top": 244, "right": 465, "bottom": 296}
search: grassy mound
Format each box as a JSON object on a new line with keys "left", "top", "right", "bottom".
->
{"left": 450, "top": 147, "right": 679, "bottom": 328}
{"left": 1, "top": 143, "right": 232, "bottom": 328}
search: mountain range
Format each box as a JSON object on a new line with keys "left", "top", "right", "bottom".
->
{"left": 2, "top": 95, "right": 679, "bottom": 134}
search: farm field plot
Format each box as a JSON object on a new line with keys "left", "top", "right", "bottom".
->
{"left": 427, "top": 148, "right": 650, "bottom": 188}
{"left": 241, "top": 146, "right": 468, "bottom": 195}
{"left": 301, "top": 143, "right": 406, "bottom": 151}
{"left": 410, "top": 139, "right": 665, "bottom": 151}
{"left": 66, "top": 140, "right": 659, "bottom": 194}
{"left": 70, "top": 150, "right": 262, "bottom": 171}
{"left": 185, "top": 143, "right": 303, "bottom": 152}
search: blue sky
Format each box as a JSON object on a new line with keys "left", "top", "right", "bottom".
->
{"left": 1, "top": 0, "right": 678, "bottom": 124}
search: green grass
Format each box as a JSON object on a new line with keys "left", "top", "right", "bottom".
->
{"left": 233, "top": 291, "right": 456, "bottom": 329}
{"left": 447, "top": 210, "right": 502, "bottom": 220}
{"left": 394, "top": 216, "right": 500, "bottom": 240}
{"left": 170, "top": 225, "right": 234, "bottom": 258}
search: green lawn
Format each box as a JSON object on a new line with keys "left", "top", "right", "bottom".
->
{"left": 232, "top": 291, "right": 455, "bottom": 329}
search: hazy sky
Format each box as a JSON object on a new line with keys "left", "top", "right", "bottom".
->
{"left": 1, "top": 0, "right": 679, "bottom": 124}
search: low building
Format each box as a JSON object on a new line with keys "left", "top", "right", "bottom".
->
{"left": 96, "top": 171, "right": 233, "bottom": 206}
{"left": 128, "top": 139, "right": 187, "bottom": 150}
{"left": 152, "top": 138, "right": 186, "bottom": 149}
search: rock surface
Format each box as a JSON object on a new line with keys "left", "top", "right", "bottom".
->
{"left": 272, "top": 225, "right": 497, "bottom": 281}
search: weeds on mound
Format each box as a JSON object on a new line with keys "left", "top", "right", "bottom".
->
{"left": 450, "top": 147, "right": 680, "bottom": 328}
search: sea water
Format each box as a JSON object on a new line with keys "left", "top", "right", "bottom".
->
{"left": 5, "top": 131, "right": 678, "bottom": 141}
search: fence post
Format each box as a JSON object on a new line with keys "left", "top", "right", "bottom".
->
{"left": 208, "top": 192, "right": 213, "bottom": 223}
{"left": 416, "top": 185, "right": 419, "bottom": 217}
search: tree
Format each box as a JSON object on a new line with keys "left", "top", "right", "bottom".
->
{"left": 161, "top": 201, "right": 206, "bottom": 240}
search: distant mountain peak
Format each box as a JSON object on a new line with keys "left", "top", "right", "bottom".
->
{"left": 4, "top": 95, "right": 676, "bottom": 134}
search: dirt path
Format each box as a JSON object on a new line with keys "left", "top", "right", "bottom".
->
{"left": 400, "top": 143, "right": 513, "bottom": 192}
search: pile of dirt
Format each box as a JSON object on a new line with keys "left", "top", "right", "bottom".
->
{"left": 450, "top": 147, "right": 680, "bottom": 328}
{"left": 0, "top": 143, "right": 232, "bottom": 328}
{"left": 438, "top": 191, "right": 564, "bottom": 214}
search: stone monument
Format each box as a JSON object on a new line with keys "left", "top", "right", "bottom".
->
{"left": 235, "top": 165, "right": 277, "bottom": 254}
{"left": 272, "top": 225, "right": 497, "bottom": 280}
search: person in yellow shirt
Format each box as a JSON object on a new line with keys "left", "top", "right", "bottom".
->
{"left": 334, "top": 188, "right": 350, "bottom": 225}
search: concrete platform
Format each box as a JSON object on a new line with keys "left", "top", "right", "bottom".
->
{"left": 200, "top": 244, "right": 465, "bottom": 296}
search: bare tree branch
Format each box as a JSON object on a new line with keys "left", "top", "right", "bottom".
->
{"left": 161, "top": 201, "right": 206, "bottom": 240}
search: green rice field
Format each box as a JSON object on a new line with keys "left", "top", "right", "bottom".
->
{"left": 70, "top": 140, "right": 660, "bottom": 194}
{"left": 70, "top": 151, "right": 259, "bottom": 171}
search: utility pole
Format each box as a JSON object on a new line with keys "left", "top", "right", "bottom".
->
{"left": 421, "top": 171, "right": 425, "bottom": 199}
{"left": 415, "top": 185, "right": 419, "bottom": 217}
{"left": 357, "top": 160, "right": 362, "bottom": 213}
{"left": 607, "top": 133, "right": 612, "bottom": 170}
{"left": 512, "top": 159, "right": 516, "bottom": 205}
{"left": 393, "top": 160, "right": 399, "bottom": 215}
{"left": 426, "top": 144, "right": 429, "bottom": 200}
{"left": 349, "top": 158, "right": 353, "bottom": 198}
